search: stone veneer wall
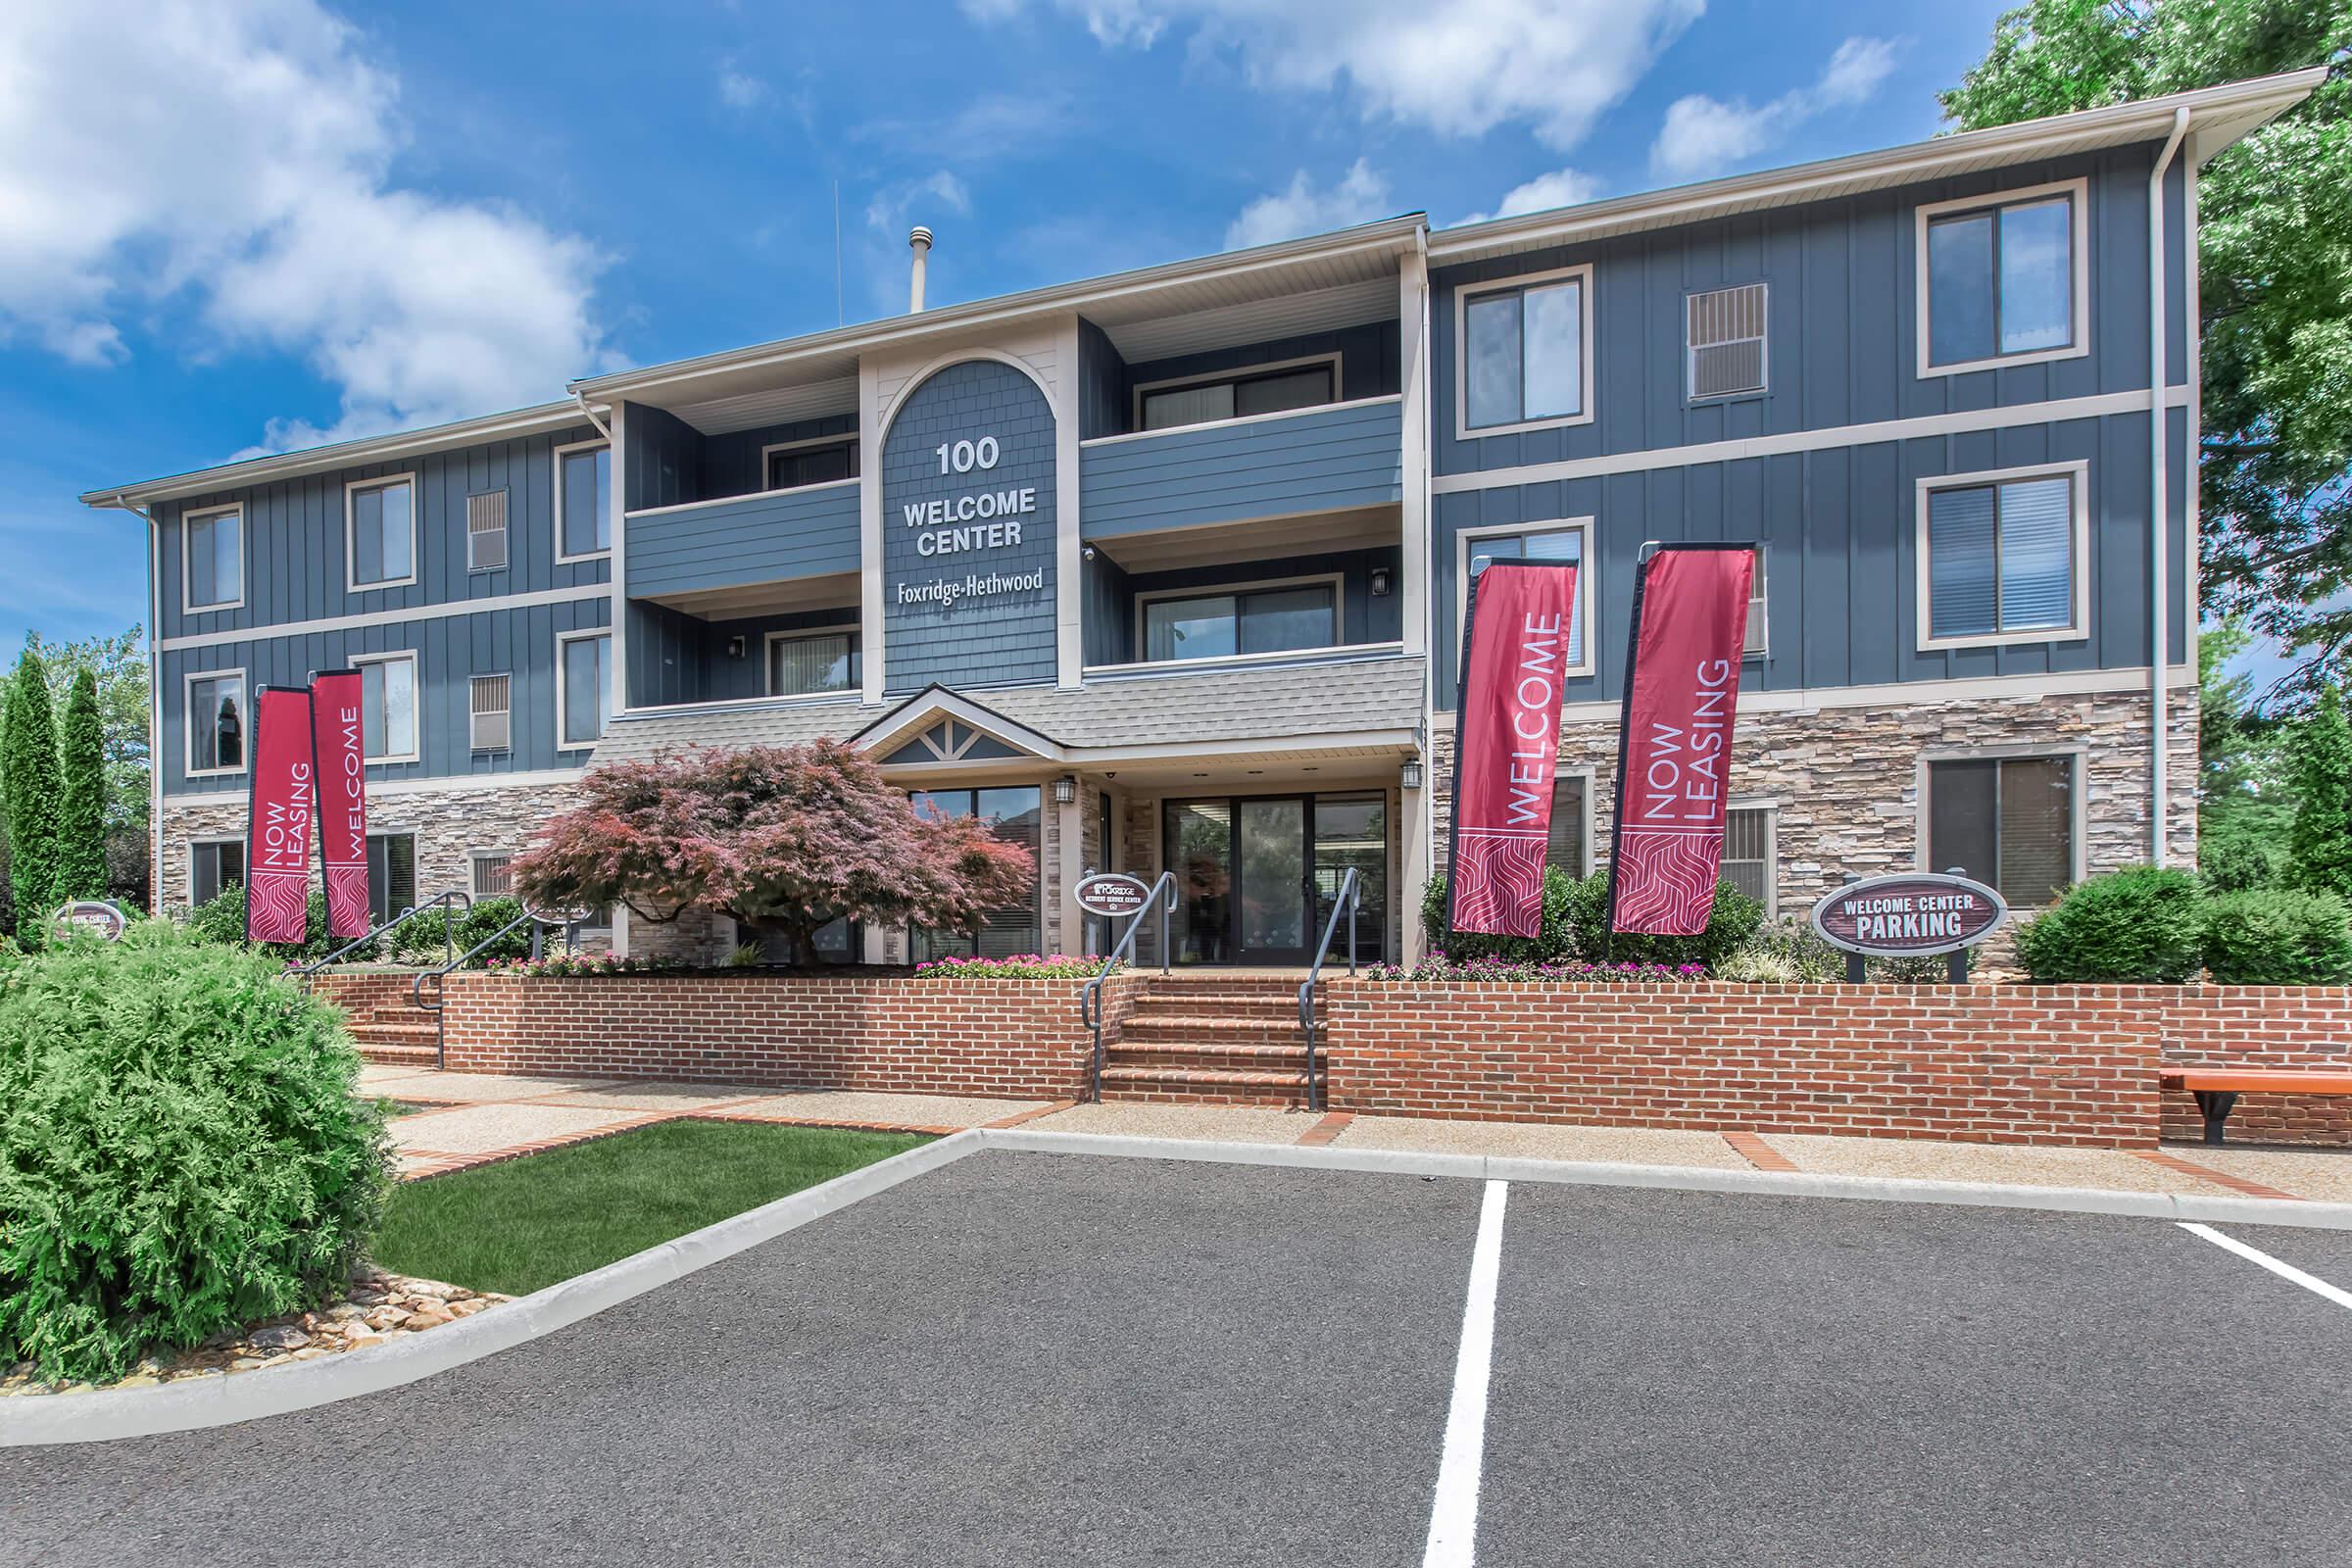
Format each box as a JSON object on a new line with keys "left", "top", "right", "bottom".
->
{"left": 1430, "top": 686, "right": 2200, "bottom": 934}
{"left": 155, "top": 778, "right": 589, "bottom": 911}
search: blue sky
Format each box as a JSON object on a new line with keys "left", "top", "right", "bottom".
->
{"left": 3, "top": 0, "right": 2022, "bottom": 659}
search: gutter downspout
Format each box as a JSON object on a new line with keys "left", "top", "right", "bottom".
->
{"left": 89, "top": 492, "right": 163, "bottom": 910}
{"left": 572, "top": 392, "right": 611, "bottom": 442}
{"left": 2148, "top": 107, "right": 2190, "bottom": 867}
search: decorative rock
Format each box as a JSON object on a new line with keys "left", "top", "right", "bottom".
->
{"left": 249, "top": 1326, "right": 310, "bottom": 1352}
{"left": 404, "top": 1308, "right": 455, "bottom": 1331}
{"left": 364, "top": 1305, "right": 413, "bottom": 1331}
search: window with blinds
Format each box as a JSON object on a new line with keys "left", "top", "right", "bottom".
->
{"left": 466, "top": 490, "right": 509, "bottom": 571}
{"left": 1929, "top": 756, "right": 2074, "bottom": 906}
{"left": 367, "top": 833, "right": 417, "bottom": 926}
{"left": 1687, "top": 283, "right": 1767, "bottom": 400}
{"left": 906, "top": 788, "right": 1041, "bottom": 960}
{"left": 767, "top": 632, "right": 856, "bottom": 697}
{"left": 1544, "top": 777, "right": 1588, "bottom": 879}
{"left": 1723, "top": 807, "right": 1775, "bottom": 913}
{"left": 470, "top": 854, "right": 514, "bottom": 898}
{"left": 469, "top": 673, "right": 512, "bottom": 752}
{"left": 1926, "top": 472, "right": 2076, "bottom": 642}
{"left": 1743, "top": 547, "right": 1768, "bottom": 658}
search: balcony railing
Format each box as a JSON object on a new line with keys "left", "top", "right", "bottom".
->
{"left": 1078, "top": 395, "right": 1403, "bottom": 542}
{"left": 624, "top": 478, "right": 859, "bottom": 602}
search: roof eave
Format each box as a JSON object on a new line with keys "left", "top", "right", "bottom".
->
{"left": 1428, "top": 66, "right": 2328, "bottom": 266}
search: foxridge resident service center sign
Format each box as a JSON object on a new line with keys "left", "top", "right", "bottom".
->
{"left": 881, "top": 359, "right": 1057, "bottom": 691}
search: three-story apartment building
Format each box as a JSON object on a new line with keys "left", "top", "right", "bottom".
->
{"left": 85, "top": 71, "right": 2321, "bottom": 965}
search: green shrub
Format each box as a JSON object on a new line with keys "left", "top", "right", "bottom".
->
{"left": 2200, "top": 835, "right": 2277, "bottom": 894}
{"left": 1420, "top": 867, "right": 1580, "bottom": 964}
{"left": 450, "top": 896, "right": 533, "bottom": 967}
{"left": 1867, "top": 949, "right": 1975, "bottom": 984}
{"left": 1715, "top": 918, "right": 1844, "bottom": 983}
{"left": 2013, "top": 866, "right": 2204, "bottom": 983}
{"left": 0, "top": 923, "right": 391, "bottom": 1382}
{"left": 1562, "top": 869, "right": 1765, "bottom": 970}
{"left": 2200, "top": 889, "right": 2352, "bottom": 985}
{"left": 180, "top": 884, "right": 378, "bottom": 964}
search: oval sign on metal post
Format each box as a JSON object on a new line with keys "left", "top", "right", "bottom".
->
{"left": 1073, "top": 872, "right": 1152, "bottom": 921}
{"left": 1810, "top": 872, "right": 2007, "bottom": 956}
{"left": 52, "top": 900, "right": 129, "bottom": 942}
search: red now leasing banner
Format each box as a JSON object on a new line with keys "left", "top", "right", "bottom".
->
{"left": 245, "top": 686, "right": 317, "bottom": 944}
{"left": 1446, "top": 561, "right": 1579, "bottom": 938}
{"left": 1607, "top": 545, "right": 1755, "bottom": 936}
{"left": 311, "top": 670, "right": 371, "bottom": 938}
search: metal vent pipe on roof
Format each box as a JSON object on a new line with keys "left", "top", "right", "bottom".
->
{"left": 908, "top": 226, "right": 933, "bottom": 314}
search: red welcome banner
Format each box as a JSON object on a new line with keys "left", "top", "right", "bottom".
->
{"left": 310, "top": 669, "right": 371, "bottom": 938}
{"left": 1446, "top": 561, "right": 1579, "bottom": 938}
{"left": 1606, "top": 544, "right": 1755, "bottom": 936}
{"left": 245, "top": 686, "right": 317, "bottom": 944}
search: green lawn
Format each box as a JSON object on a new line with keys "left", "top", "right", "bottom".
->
{"left": 371, "top": 1119, "right": 929, "bottom": 1297}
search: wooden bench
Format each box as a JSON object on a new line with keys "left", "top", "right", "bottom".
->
{"left": 2160, "top": 1067, "right": 2352, "bottom": 1146}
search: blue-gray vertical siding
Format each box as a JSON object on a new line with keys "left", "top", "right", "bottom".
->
{"left": 1080, "top": 398, "right": 1403, "bottom": 538}
{"left": 159, "top": 596, "right": 612, "bottom": 794}
{"left": 624, "top": 481, "right": 860, "bottom": 599}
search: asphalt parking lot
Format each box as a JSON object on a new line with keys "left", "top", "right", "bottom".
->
{"left": 6, "top": 1150, "right": 2350, "bottom": 1566}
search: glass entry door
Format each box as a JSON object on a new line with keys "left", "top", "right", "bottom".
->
{"left": 1312, "top": 795, "right": 1387, "bottom": 965}
{"left": 1165, "top": 795, "right": 1343, "bottom": 965}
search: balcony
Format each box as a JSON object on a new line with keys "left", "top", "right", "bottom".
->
{"left": 623, "top": 477, "right": 859, "bottom": 617}
{"left": 1078, "top": 395, "right": 1403, "bottom": 542}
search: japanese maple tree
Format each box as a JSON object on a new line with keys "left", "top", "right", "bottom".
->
{"left": 510, "top": 740, "right": 1035, "bottom": 964}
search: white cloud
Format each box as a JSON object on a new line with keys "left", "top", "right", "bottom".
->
{"left": 0, "top": 2, "right": 613, "bottom": 450}
{"left": 1454, "top": 168, "right": 1604, "bottom": 227}
{"left": 716, "top": 58, "right": 769, "bottom": 111}
{"left": 1225, "top": 159, "right": 1391, "bottom": 250}
{"left": 865, "top": 171, "right": 974, "bottom": 235}
{"left": 1650, "top": 35, "right": 1900, "bottom": 181}
{"left": 967, "top": 0, "right": 1702, "bottom": 151}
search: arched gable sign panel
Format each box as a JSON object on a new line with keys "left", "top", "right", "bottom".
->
{"left": 880, "top": 360, "right": 1057, "bottom": 693}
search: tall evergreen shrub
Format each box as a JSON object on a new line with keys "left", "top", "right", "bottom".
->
{"left": 53, "top": 668, "right": 106, "bottom": 903}
{"left": 2013, "top": 866, "right": 2204, "bottom": 983}
{"left": 1, "top": 649, "right": 60, "bottom": 924}
{"left": 2286, "top": 688, "right": 2352, "bottom": 903}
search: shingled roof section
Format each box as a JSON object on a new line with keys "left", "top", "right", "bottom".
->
{"left": 589, "top": 651, "right": 1424, "bottom": 765}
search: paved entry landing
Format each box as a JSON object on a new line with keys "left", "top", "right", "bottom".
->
{"left": 7, "top": 1152, "right": 2351, "bottom": 1566}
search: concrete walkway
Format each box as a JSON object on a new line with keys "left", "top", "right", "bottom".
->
{"left": 361, "top": 1064, "right": 2352, "bottom": 1200}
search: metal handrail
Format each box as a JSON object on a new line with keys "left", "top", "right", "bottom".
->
{"left": 1296, "top": 866, "right": 1361, "bottom": 1113}
{"left": 290, "top": 890, "right": 472, "bottom": 986}
{"left": 411, "top": 904, "right": 575, "bottom": 1012}
{"left": 1079, "top": 870, "right": 1179, "bottom": 1102}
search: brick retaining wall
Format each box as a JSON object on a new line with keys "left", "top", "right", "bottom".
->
{"left": 2156, "top": 988, "right": 2352, "bottom": 1145}
{"left": 310, "top": 971, "right": 421, "bottom": 1017}
{"left": 434, "top": 971, "right": 1148, "bottom": 1101}
{"left": 1321, "top": 982, "right": 2164, "bottom": 1148}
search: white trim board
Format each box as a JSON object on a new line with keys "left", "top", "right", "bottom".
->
{"left": 1430, "top": 662, "right": 2198, "bottom": 726}
{"left": 1432, "top": 385, "right": 2191, "bottom": 495}
{"left": 159, "top": 584, "right": 613, "bottom": 654}
{"left": 166, "top": 765, "right": 591, "bottom": 805}
{"left": 1078, "top": 392, "right": 1401, "bottom": 450}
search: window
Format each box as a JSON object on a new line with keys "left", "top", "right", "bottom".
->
{"left": 1459, "top": 265, "right": 1591, "bottom": 435}
{"left": 185, "top": 669, "right": 246, "bottom": 775}
{"left": 555, "top": 440, "right": 611, "bottom": 561}
{"left": 557, "top": 631, "right": 611, "bottom": 748}
{"left": 1927, "top": 755, "right": 2076, "bottom": 907}
{"left": 1919, "top": 180, "right": 2085, "bottom": 374}
{"left": 1544, "top": 776, "right": 1590, "bottom": 880}
{"left": 190, "top": 840, "right": 244, "bottom": 906}
{"left": 466, "top": 490, "right": 509, "bottom": 571}
{"left": 367, "top": 833, "right": 418, "bottom": 926}
{"left": 1139, "top": 579, "right": 1339, "bottom": 663}
{"left": 767, "top": 631, "right": 856, "bottom": 697}
{"left": 183, "top": 506, "right": 243, "bottom": 612}
{"left": 1744, "top": 547, "right": 1769, "bottom": 659}
{"left": 354, "top": 654, "right": 419, "bottom": 762}
{"left": 469, "top": 673, "right": 512, "bottom": 752}
{"left": 763, "top": 439, "right": 858, "bottom": 491}
{"left": 469, "top": 853, "right": 514, "bottom": 899}
{"left": 1138, "top": 359, "right": 1338, "bottom": 432}
{"left": 1920, "top": 466, "right": 2084, "bottom": 648}
{"left": 1687, "top": 283, "right": 1767, "bottom": 400}
{"left": 1723, "top": 807, "right": 1776, "bottom": 915}
{"left": 1458, "top": 520, "right": 1592, "bottom": 676}
{"left": 907, "top": 788, "right": 1041, "bottom": 960}
{"left": 346, "top": 476, "right": 416, "bottom": 590}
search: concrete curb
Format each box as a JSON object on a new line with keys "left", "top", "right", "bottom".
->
{"left": 976, "top": 1128, "right": 2352, "bottom": 1231}
{"left": 0, "top": 1129, "right": 984, "bottom": 1448}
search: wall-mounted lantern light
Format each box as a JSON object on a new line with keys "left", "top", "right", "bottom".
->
{"left": 1399, "top": 759, "right": 1425, "bottom": 791}
{"left": 1053, "top": 775, "right": 1078, "bottom": 805}
{"left": 725, "top": 635, "right": 746, "bottom": 660}
{"left": 1370, "top": 566, "right": 1394, "bottom": 597}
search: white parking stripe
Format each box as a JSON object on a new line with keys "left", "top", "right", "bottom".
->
{"left": 2179, "top": 1223, "right": 2352, "bottom": 1313}
{"left": 1423, "top": 1179, "right": 1509, "bottom": 1568}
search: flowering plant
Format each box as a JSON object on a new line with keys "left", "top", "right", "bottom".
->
{"left": 911, "top": 953, "right": 1115, "bottom": 980}
{"left": 484, "top": 953, "right": 684, "bottom": 978}
{"left": 1361, "top": 951, "right": 1708, "bottom": 984}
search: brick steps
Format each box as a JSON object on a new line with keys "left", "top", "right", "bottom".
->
{"left": 1097, "top": 975, "right": 1318, "bottom": 1107}
{"left": 351, "top": 1004, "right": 441, "bottom": 1067}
